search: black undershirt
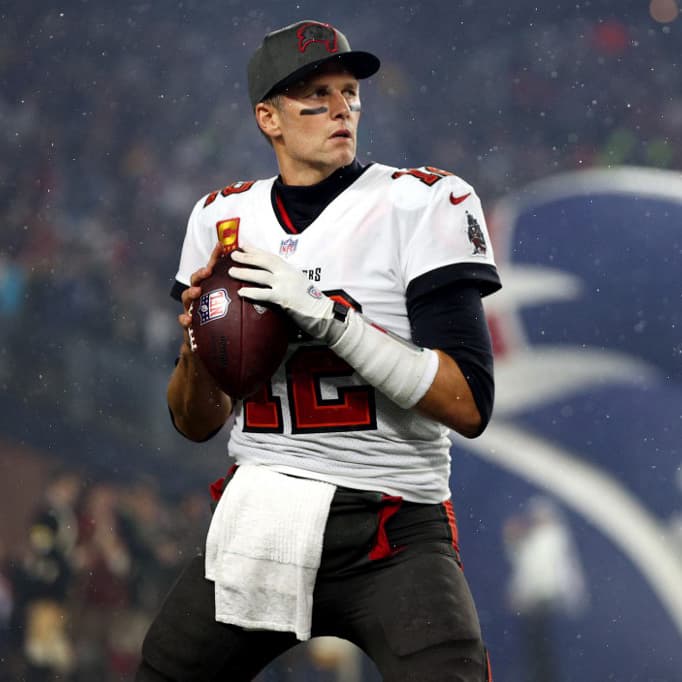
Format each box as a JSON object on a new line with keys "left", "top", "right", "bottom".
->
{"left": 271, "top": 160, "right": 369, "bottom": 232}
{"left": 173, "top": 160, "right": 500, "bottom": 431}
{"left": 408, "top": 284, "right": 495, "bottom": 432}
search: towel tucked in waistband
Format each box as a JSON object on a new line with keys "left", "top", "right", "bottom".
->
{"left": 205, "top": 464, "right": 336, "bottom": 640}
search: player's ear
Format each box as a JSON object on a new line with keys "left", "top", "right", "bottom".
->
{"left": 255, "top": 101, "right": 281, "bottom": 141}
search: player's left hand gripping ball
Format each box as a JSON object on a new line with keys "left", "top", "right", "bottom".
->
{"left": 230, "top": 245, "right": 338, "bottom": 341}
{"left": 188, "top": 251, "right": 289, "bottom": 399}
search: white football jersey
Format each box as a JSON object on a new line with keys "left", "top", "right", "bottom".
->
{"left": 175, "top": 163, "right": 498, "bottom": 503}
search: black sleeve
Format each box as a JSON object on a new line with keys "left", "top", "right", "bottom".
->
{"left": 171, "top": 279, "right": 188, "bottom": 302}
{"left": 407, "top": 271, "right": 497, "bottom": 432}
{"left": 406, "top": 262, "right": 501, "bottom": 301}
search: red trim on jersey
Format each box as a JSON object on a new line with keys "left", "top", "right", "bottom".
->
{"left": 209, "top": 464, "right": 237, "bottom": 501}
{"left": 274, "top": 191, "right": 299, "bottom": 234}
{"left": 204, "top": 190, "right": 219, "bottom": 207}
{"left": 442, "top": 499, "right": 460, "bottom": 554}
{"left": 486, "top": 649, "right": 494, "bottom": 682}
{"left": 369, "top": 495, "right": 405, "bottom": 561}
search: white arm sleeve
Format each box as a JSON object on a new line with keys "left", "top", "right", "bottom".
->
{"left": 329, "top": 310, "right": 440, "bottom": 409}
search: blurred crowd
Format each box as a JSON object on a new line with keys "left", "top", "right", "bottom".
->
{"left": 0, "top": 468, "right": 210, "bottom": 681}
{"left": 2, "top": 6, "right": 680, "bottom": 360}
{"left": 0, "top": 469, "right": 376, "bottom": 681}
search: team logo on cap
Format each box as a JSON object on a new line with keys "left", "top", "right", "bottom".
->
{"left": 297, "top": 22, "right": 338, "bottom": 54}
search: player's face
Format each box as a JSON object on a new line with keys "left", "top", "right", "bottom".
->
{"left": 264, "top": 68, "right": 361, "bottom": 185}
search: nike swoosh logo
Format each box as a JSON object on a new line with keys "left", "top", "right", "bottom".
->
{"left": 449, "top": 192, "right": 471, "bottom": 205}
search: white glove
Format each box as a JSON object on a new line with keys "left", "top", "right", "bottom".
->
{"left": 229, "top": 245, "right": 438, "bottom": 409}
{"left": 229, "top": 245, "right": 344, "bottom": 343}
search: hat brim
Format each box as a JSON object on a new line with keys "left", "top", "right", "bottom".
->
{"left": 262, "top": 51, "right": 380, "bottom": 102}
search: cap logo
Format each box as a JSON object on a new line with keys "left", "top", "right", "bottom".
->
{"left": 296, "top": 22, "right": 338, "bottom": 54}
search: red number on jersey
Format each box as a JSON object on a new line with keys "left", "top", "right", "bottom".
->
{"left": 243, "top": 348, "right": 376, "bottom": 433}
{"left": 391, "top": 166, "right": 453, "bottom": 186}
{"left": 287, "top": 347, "right": 376, "bottom": 433}
{"left": 243, "top": 289, "right": 377, "bottom": 433}
{"left": 243, "top": 383, "right": 284, "bottom": 433}
{"left": 204, "top": 180, "right": 255, "bottom": 207}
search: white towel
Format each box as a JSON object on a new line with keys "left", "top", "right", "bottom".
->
{"left": 205, "top": 465, "right": 336, "bottom": 640}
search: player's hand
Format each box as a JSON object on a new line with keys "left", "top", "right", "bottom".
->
{"left": 229, "top": 245, "right": 338, "bottom": 341}
{"left": 231, "top": 246, "right": 439, "bottom": 411}
{"left": 178, "top": 242, "right": 225, "bottom": 351}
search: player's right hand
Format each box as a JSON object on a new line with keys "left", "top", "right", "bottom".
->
{"left": 178, "top": 242, "right": 225, "bottom": 331}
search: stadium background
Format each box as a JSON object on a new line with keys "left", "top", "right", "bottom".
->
{"left": 1, "top": 1, "right": 680, "bottom": 680}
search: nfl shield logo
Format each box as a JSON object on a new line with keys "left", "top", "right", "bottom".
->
{"left": 279, "top": 238, "right": 298, "bottom": 257}
{"left": 198, "top": 288, "right": 230, "bottom": 325}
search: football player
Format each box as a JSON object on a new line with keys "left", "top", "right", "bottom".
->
{"left": 137, "top": 20, "right": 500, "bottom": 682}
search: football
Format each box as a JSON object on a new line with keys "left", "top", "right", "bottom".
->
{"left": 188, "top": 251, "right": 289, "bottom": 399}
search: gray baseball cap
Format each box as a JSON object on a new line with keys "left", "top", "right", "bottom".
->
{"left": 248, "top": 20, "right": 380, "bottom": 108}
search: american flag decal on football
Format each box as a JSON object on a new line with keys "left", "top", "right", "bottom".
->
{"left": 198, "top": 288, "right": 230, "bottom": 325}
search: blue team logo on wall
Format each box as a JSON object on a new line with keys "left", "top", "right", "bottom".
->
{"left": 449, "top": 167, "right": 682, "bottom": 682}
